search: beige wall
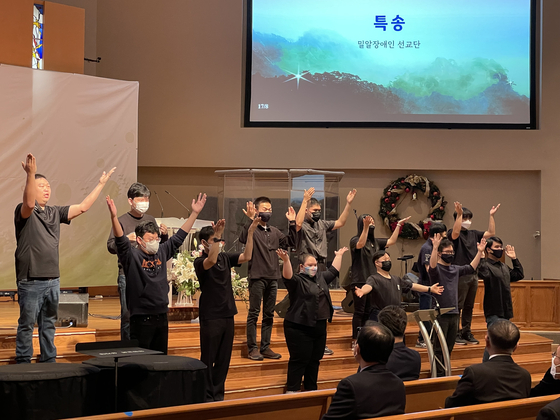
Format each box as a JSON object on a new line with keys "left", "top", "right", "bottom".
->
{"left": 95, "top": 1, "right": 559, "bottom": 277}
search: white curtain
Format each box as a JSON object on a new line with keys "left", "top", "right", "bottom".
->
{"left": 0, "top": 64, "right": 138, "bottom": 290}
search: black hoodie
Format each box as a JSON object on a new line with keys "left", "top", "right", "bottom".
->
{"left": 349, "top": 214, "right": 388, "bottom": 284}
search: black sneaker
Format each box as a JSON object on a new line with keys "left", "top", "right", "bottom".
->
{"left": 324, "top": 346, "right": 334, "bottom": 355}
{"left": 261, "top": 348, "right": 282, "bottom": 359}
{"left": 248, "top": 348, "right": 264, "bottom": 361}
{"left": 455, "top": 334, "right": 468, "bottom": 345}
{"left": 464, "top": 332, "right": 480, "bottom": 344}
{"left": 415, "top": 339, "right": 427, "bottom": 349}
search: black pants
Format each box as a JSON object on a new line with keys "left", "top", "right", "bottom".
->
{"left": 434, "top": 313, "right": 459, "bottom": 377}
{"left": 284, "top": 319, "right": 327, "bottom": 391}
{"left": 351, "top": 284, "right": 372, "bottom": 339}
{"left": 247, "top": 278, "right": 278, "bottom": 351}
{"left": 458, "top": 273, "right": 478, "bottom": 336}
{"left": 200, "top": 317, "right": 235, "bottom": 401}
{"left": 130, "top": 313, "right": 168, "bottom": 354}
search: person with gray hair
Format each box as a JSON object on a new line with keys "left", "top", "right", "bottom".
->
{"left": 445, "top": 319, "right": 531, "bottom": 408}
{"left": 322, "top": 323, "right": 405, "bottom": 420}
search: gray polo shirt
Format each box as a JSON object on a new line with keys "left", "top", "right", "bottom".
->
{"left": 298, "top": 219, "right": 336, "bottom": 261}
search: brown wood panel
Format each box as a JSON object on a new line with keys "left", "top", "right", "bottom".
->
{"left": 529, "top": 286, "right": 558, "bottom": 326}
{"left": 511, "top": 286, "right": 528, "bottom": 327}
{"left": 43, "top": 1, "right": 84, "bottom": 74}
{"left": 0, "top": 0, "right": 35, "bottom": 67}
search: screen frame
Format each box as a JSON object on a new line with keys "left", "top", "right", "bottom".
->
{"left": 243, "top": 0, "right": 538, "bottom": 130}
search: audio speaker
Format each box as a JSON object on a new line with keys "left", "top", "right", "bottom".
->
{"left": 56, "top": 293, "right": 89, "bottom": 327}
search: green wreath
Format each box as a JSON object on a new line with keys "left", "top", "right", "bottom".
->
{"left": 378, "top": 174, "right": 447, "bottom": 240}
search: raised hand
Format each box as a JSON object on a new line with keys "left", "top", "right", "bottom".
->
{"left": 347, "top": 189, "right": 357, "bottom": 204}
{"left": 363, "top": 215, "right": 374, "bottom": 228}
{"left": 397, "top": 216, "right": 411, "bottom": 226}
{"left": 303, "top": 188, "right": 315, "bottom": 202}
{"left": 191, "top": 193, "right": 207, "bottom": 214}
{"left": 477, "top": 238, "right": 487, "bottom": 253}
{"left": 243, "top": 201, "right": 256, "bottom": 219}
{"left": 249, "top": 216, "right": 261, "bottom": 231}
{"left": 489, "top": 204, "right": 501, "bottom": 216}
{"left": 106, "top": 195, "right": 117, "bottom": 218}
{"left": 431, "top": 232, "right": 442, "bottom": 248}
{"left": 335, "top": 246, "right": 349, "bottom": 256}
{"left": 22, "top": 153, "right": 37, "bottom": 174}
{"left": 159, "top": 223, "right": 168, "bottom": 236}
{"left": 454, "top": 201, "right": 463, "bottom": 216}
{"left": 505, "top": 245, "right": 516, "bottom": 259}
{"left": 276, "top": 248, "right": 290, "bottom": 261}
{"left": 286, "top": 206, "right": 296, "bottom": 221}
{"left": 99, "top": 167, "right": 116, "bottom": 185}
{"left": 212, "top": 219, "right": 226, "bottom": 236}
{"left": 431, "top": 283, "right": 444, "bottom": 295}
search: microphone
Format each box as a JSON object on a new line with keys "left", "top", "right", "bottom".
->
{"left": 165, "top": 190, "right": 191, "bottom": 216}
{"left": 154, "top": 190, "right": 164, "bottom": 218}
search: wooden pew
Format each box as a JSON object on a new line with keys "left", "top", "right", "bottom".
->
{"left": 378, "top": 394, "right": 560, "bottom": 420}
{"left": 69, "top": 376, "right": 461, "bottom": 420}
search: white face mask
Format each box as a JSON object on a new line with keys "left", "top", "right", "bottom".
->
{"left": 135, "top": 201, "right": 149, "bottom": 214}
{"left": 141, "top": 238, "right": 159, "bottom": 254}
{"left": 551, "top": 356, "right": 560, "bottom": 379}
{"left": 461, "top": 220, "right": 472, "bottom": 229}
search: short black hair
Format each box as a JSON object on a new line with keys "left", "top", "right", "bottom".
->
{"left": 357, "top": 323, "right": 394, "bottom": 364}
{"left": 35, "top": 173, "right": 48, "bottom": 180}
{"left": 373, "top": 250, "right": 389, "bottom": 264}
{"left": 487, "top": 319, "right": 520, "bottom": 354}
{"left": 299, "top": 253, "right": 314, "bottom": 265}
{"left": 135, "top": 220, "right": 159, "bottom": 238}
{"left": 378, "top": 305, "right": 407, "bottom": 338}
{"left": 199, "top": 226, "right": 215, "bottom": 244}
{"left": 438, "top": 239, "right": 454, "bottom": 253}
{"left": 429, "top": 223, "right": 447, "bottom": 237}
{"left": 308, "top": 198, "right": 321, "bottom": 207}
{"left": 485, "top": 236, "right": 503, "bottom": 249}
{"left": 453, "top": 207, "right": 473, "bottom": 220}
{"left": 127, "top": 183, "right": 151, "bottom": 199}
{"left": 254, "top": 196, "right": 271, "bottom": 210}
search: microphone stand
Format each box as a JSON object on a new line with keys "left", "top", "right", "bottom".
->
{"left": 164, "top": 190, "right": 191, "bottom": 216}
{"left": 154, "top": 190, "right": 164, "bottom": 218}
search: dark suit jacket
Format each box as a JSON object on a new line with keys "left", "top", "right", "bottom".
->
{"left": 322, "top": 364, "right": 405, "bottom": 420}
{"left": 386, "top": 341, "right": 421, "bottom": 381}
{"left": 531, "top": 368, "right": 560, "bottom": 397}
{"left": 444, "top": 355, "right": 531, "bottom": 408}
{"left": 537, "top": 397, "right": 560, "bottom": 420}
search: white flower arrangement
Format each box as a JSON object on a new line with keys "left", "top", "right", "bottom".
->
{"left": 231, "top": 267, "right": 249, "bottom": 308}
{"left": 171, "top": 247, "right": 202, "bottom": 296}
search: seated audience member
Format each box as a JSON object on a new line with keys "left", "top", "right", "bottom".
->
{"left": 377, "top": 305, "right": 422, "bottom": 381}
{"left": 537, "top": 397, "right": 560, "bottom": 420}
{"left": 531, "top": 346, "right": 560, "bottom": 397}
{"left": 445, "top": 319, "right": 531, "bottom": 408}
{"left": 322, "top": 323, "right": 405, "bottom": 420}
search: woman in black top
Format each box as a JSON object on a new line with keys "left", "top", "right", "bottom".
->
{"left": 277, "top": 246, "right": 348, "bottom": 393}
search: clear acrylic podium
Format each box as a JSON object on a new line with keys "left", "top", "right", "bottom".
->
{"left": 408, "top": 308, "right": 454, "bottom": 377}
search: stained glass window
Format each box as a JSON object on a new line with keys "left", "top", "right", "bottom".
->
{"left": 32, "top": 4, "right": 44, "bottom": 69}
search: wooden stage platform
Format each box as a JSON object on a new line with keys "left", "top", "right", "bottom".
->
{"left": 0, "top": 288, "right": 554, "bottom": 400}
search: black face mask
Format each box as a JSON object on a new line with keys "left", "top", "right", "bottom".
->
{"left": 490, "top": 248, "right": 504, "bottom": 259}
{"left": 311, "top": 211, "right": 321, "bottom": 222}
{"left": 380, "top": 261, "right": 392, "bottom": 271}
{"left": 258, "top": 212, "right": 272, "bottom": 223}
{"left": 441, "top": 254, "right": 455, "bottom": 264}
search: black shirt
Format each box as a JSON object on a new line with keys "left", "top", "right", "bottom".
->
{"left": 107, "top": 212, "right": 168, "bottom": 276}
{"left": 14, "top": 202, "right": 71, "bottom": 281}
{"left": 283, "top": 266, "right": 339, "bottom": 327}
{"left": 448, "top": 228, "right": 484, "bottom": 266}
{"left": 365, "top": 273, "right": 412, "bottom": 311}
{"left": 417, "top": 240, "right": 433, "bottom": 286}
{"left": 116, "top": 228, "right": 187, "bottom": 316}
{"left": 428, "top": 263, "right": 475, "bottom": 314}
{"left": 349, "top": 237, "right": 388, "bottom": 285}
{"left": 298, "top": 219, "right": 336, "bottom": 261}
{"left": 239, "top": 220, "right": 297, "bottom": 280}
{"left": 194, "top": 252, "right": 240, "bottom": 321}
{"left": 478, "top": 258, "right": 524, "bottom": 319}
